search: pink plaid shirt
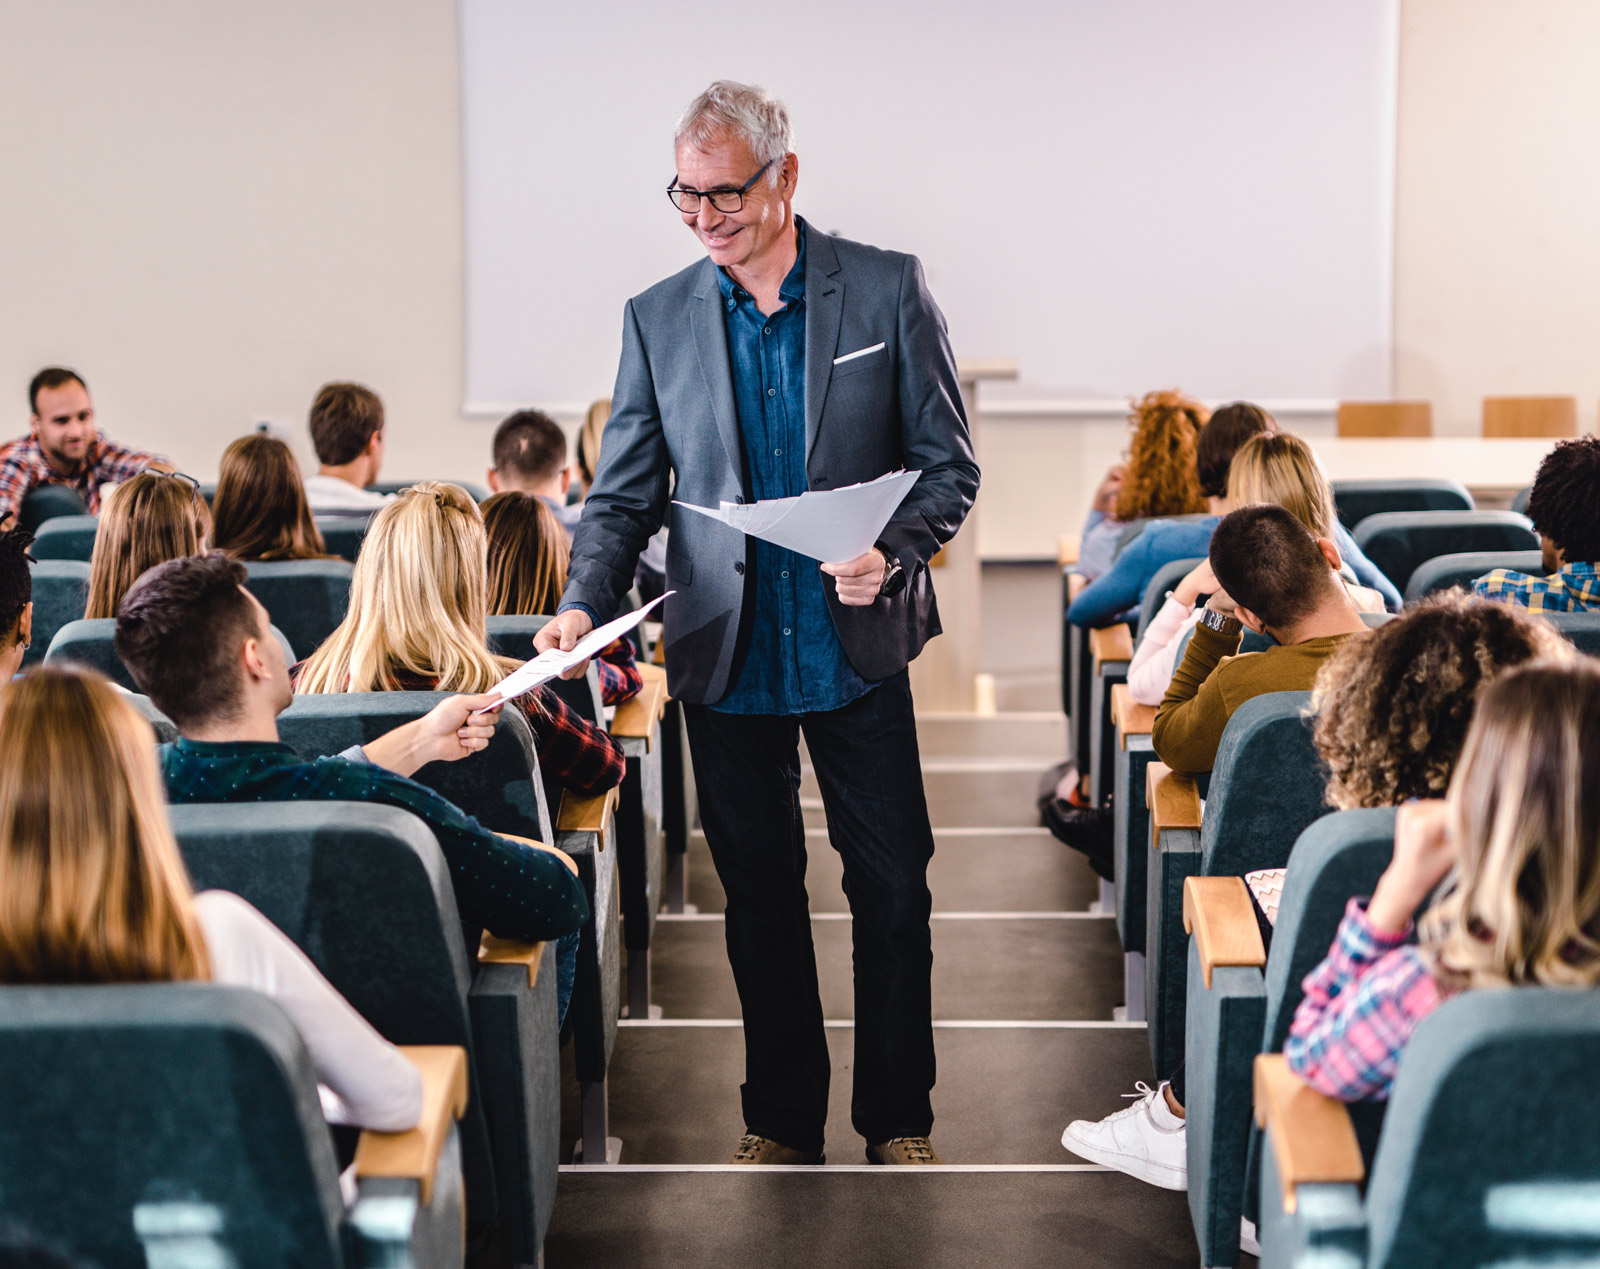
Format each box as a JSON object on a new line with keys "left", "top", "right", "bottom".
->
{"left": 0, "top": 431, "right": 165, "bottom": 523}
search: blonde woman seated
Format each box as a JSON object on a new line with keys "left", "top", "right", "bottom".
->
{"left": 85, "top": 470, "right": 211, "bottom": 619}
{"left": 0, "top": 664, "right": 423, "bottom": 1137}
{"left": 481, "top": 490, "right": 641, "bottom": 708}
{"left": 295, "top": 482, "right": 624, "bottom": 796}
{"left": 1125, "top": 432, "right": 1392, "bottom": 707}
{"left": 211, "top": 433, "right": 335, "bottom": 562}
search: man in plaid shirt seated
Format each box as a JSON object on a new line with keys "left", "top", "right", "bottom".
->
{"left": 0, "top": 367, "right": 171, "bottom": 527}
{"left": 1474, "top": 436, "right": 1600, "bottom": 613}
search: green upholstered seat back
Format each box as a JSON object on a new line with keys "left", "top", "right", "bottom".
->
{"left": 1353, "top": 510, "right": 1538, "bottom": 593}
{"left": 1134, "top": 556, "right": 1203, "bottom": 643}
{"left": 46, "top": 618, "right": 294, "bottom": 692}
{"left": 1330, "top": 478, "right": 1473, "bottom": 532}
{"left": 312, "top": 515, "right": 375, "bottom": 564}
{"left": 243, "top": 560, "right": 354, "bottom": 660}
{"left": 25, "top": 559, "right": 89, "bottom": 668}
{"left": 28, "top": 514, "right": 99, "bottom": 561}
{"left": 1402, "top": 549, "right": 1545, "bottom": 604}
{"left": 1542, "top": 610, "right": 1600, "bottom": 657}
{"left": 486, "top": 613, "right": 554, "bottom": 664}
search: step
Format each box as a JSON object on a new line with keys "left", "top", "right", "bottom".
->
{"left": 913, "top": 711, "right": 1065, "bottom": 761}
{"left": 649, "top": 914, "right": 1124, "bottom": 1021}
{"left": 545, "top": 1169, "right": 1199, "bottom": 1268}
{"left": 798, "top": 763, "right": 1048, "bottom": 828}
{"left": 684, "top": 829, "right": 1100, "bottom": 916}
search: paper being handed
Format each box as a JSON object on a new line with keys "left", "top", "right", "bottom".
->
{"left": 673, "top": 469, "right": 920, "bottom": 563}
{"left": 487, "top": 592, "right": 672, "bottom": 704}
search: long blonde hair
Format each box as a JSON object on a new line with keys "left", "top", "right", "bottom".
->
{"left": 482, "top": 492, "right": 569, "bottom": 616}
{"left": 295, "top": 482, "right": 518, "bottom": 693}
{"left": 86, "top": 471, "right": 211, "bottom": 619}
{"left": 1423, "top": 661, "right": 1600, "bottom": 990}
{"left": 0, "top": 665, "right": 210, "bottom": 984}
{"left": 1227, "top": 432, "right": 1337, "bottom": 539}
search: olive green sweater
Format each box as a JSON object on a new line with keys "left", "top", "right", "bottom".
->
{"left": 1151, "top": 623, "right": 1354, "bottom": 776}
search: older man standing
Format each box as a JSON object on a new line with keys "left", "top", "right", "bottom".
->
{"left": 538, "top": 81, "right": 978, "bottom": 1165}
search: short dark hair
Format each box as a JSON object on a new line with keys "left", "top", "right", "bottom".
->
{"left": 0, "top": 517, "right": 34, "bottom": 645}
{"left": 1208, "top": 503, "right": 1337, "bottom": 629}
{"left": 28, "top": 368, "right": 87, "bottom": 416}
{"left": 308, "top": 382, "right": 384, "bottom": 466}
{"left": 113, "top": 553, "right": 259, "bottom": 729}
{"left": 1526, "top": 435, "right": 1600, "bottom": 565}
{"left": 492, "top": 410, "right": 568, "bottom": 487}
{"left": 1196, "top": 402, "right": 1276, "bottom": 499}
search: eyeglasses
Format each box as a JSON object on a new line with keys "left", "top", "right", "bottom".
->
{"left": 666, "top": 159, "right": 774, "bottom": 214}
{"left": 152, "top": 469, "right": 201, "bottom": 496}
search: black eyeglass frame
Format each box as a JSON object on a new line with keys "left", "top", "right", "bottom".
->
{"left": 666, "top": 159, "right": 776, "bottom": 214}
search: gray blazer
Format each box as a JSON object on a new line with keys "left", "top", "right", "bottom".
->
{"left": 564, "top": 227, "right": 980, "bottom": 706}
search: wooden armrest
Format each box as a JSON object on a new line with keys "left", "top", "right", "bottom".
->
{"left": 1089, "top": 623, "right": 1135, "bottom": 668}
{"left": 610, "top": 678, "right": 667, "bottom": 747}
{"left": 497, "top": 831, "right": 578, "bottom": 876}
{"left": 1253, "top": 1054, "right": 1365, "bottom": 1213}
{"left": 478, "top": 936, "right": 545, "bottom": 988}
{"left": 1183, "top": 876, "right": 1267, "bottom": 988}
{"left": 651, "top": 634, "right": 666, "bottom": 666}
{"left": 557, "top": 785, "right": 619, "bottom": 850}
{"left": 1067, "top": 572, "right": 1087, "bottom": 601}
{"left": 1110, "top": 684, "right": 1157, "bottom": 744}
{"left": 1146, "top": 762, "right": 1202, "bottom": 833}
{"left": 1057, "top": 534, "right": 1080, "bottom": 567}
{"left": 636, "top": 661, "right": 666, "bottom": 685}
{"left": 354, "top": 1045, "right": 469, "bottom": 1203}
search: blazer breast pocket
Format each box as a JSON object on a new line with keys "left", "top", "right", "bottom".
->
{"left": 830, "top": 341, "right": 889, "bottom": 380}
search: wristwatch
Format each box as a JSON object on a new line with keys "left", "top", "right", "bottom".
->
{"left": 1198, "top": 606, "right": 1242, "bottom": 637}
{"left": 876, "top": 545, "right": 907, "bottom": 597}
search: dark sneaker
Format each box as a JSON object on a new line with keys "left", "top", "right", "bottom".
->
{"left": 1043, "top": 802, "right": 1116, "bottom": 880}
{"left": 728, "top": 1133, "right": 825, "bottom": 1165}
{"left": 866, "top": 1137, "right": 942, "bottom": 1165}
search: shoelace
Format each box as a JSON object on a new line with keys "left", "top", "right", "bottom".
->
{"left": 731, "top": 1134, "right": 766, "bottom": 1162}
{"left": 883, "top": 1137, "right": 934, "bottom": 1161}
{"left": 1100, "top": 1081, "right": 1160, "bottom": 1122}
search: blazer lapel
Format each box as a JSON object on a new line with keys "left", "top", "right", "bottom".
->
{"left": 690, "top": 261, "right": 746, "bottom": 478}
{"left": 804, "top": 228, "right": 844, "bottom": 467}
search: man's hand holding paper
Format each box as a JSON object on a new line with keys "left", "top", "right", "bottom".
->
{"left": 504, "top": 592, "right": 671, "bottom": 701}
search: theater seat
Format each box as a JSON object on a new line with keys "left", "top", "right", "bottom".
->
{"left": 1402, "top": 549, "right": 1546, "bottom": 604}
{"left": 1330, "top": 478, "right": 1473, "bottom": 532}
{"left": 25, "top": 559, "right": 89, "bottom": 668}
{"left": 1256, "top": 987, "right": 1600, "bottom": 1268}
{"left": 0, "top": 982, "right": 467, "bottom": 1269}
{"left": 1543, "top": 610, "right": 1600, "bottom": 656}
{"left": 1352, "top": 510, "right": 1538, "bottom": 594}
{"left": 28, "top": 514, "right": 98, "bottom": 561}
{"left": 45, "top": 618, "right": 295, "bottom": 691}
{"left": 244, "top": 559, "right": 354, "bottom": 659}
{"left": 371, "top": 481, "right": 490, "bottom": 503}
{"left": 315, "top": 515, "right": 376, "bottom": 563}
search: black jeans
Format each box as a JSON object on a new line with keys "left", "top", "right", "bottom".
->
{"left": 683, "top": 670, "right": 937, "bottom": 1152}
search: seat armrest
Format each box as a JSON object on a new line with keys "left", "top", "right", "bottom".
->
{"left": 497, "top": 831, "right": 578, "bottom": 875}
{"left": 479, "top": 936, "right": 546, "bottom": 989}
{"left": 1058, "top": 534, "right": 1080, "bottom": 567}
{"left": 355, "top": 1046, "right": 470, "bottom": 1203}
{"left": 1067, "top": 572, "right": 1087, "bottom": 601}
{"left": 1184, "top": 876, "right": 1266, "bottom": 989}
{"left": 557, "top": 786, "right": 619, "bottom": 851}
{"left": 1252, "top": 1054, "right": 1365, "bottom": 1213}
{"left": 1111, "top": 683, "right": 1157, "bottom": 747}
{"left": 1147, "top": 762, "right": 1202, "bottom": 834}
{"left": 1089, "top": 623, "right": 1134, "bottom": 668}
{"left": 610, "top": 678, "right": 667, "bottom": 748}
{"left": 636, "top": 661, "right": 667, "bottom": 690}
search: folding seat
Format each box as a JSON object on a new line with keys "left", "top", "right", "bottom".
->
{"left": 1511, "top": 484, "right": 1532, "bottom": 515}
{"left": 25, "top": 559, "right": 89, "bottom": 667}
{"left": 171, "top": 799, "right": 559, "bottom": 1263}
{"left": 1255, "top": 987, "right": 1600, "bottom": 1267}
{"left": 45, "top": 618, "right": 295, "bottom": 691}
{"left": 1352, "top": 510, "right": 1538, "bottom": 594}
{"left": 243, "top": 559, "right": 354, "bottom": 658}
{"left": 1401, "top": 549, "right": 1545, "bottom": 604}
{"left": 0, "top": 981, "right": 467, "bottom": 1269}
{"left": 315, "top": 514, "right": 376, "bottom": 563}
{"left": 1329, "top": 478, "right": 1472, "bottom": 532}
{"left": 28, "top": 513, "right": 98, "bottom": 561}
{"left": 274, "top": 691, "right": 623, "bottom": 1167}
{"left": 1544, "top": 609, "right": 1600, "bottom": 656}
{"left": 1182, "top": 807, "right": 1396, "bottom": 1268}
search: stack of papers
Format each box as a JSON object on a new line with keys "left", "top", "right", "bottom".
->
{"left": 488, "top": 592, "right": 671, "bottom": 704}
{"left": 674, "top": 469, "right": 921, "bottom": 563}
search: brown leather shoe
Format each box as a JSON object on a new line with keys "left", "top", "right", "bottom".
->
{"left": 728, "top": 1133, "right": 825, "bottom": 1165}
{"left": 866, "top": 1136, "right": 942, "bottom": 1165}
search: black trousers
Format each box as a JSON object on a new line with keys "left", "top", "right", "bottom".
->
{"left": 683, "top": 670, "right": 937, "bottom": 1151}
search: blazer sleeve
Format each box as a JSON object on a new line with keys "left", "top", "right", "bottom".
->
{"left": 874, "top": 254, "right": 980, "bottom": 569}
{"left": 562, "top": 297, "right": 673, "bottom": 622}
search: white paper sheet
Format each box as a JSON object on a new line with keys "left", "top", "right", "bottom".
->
{"left": 487, "top": 592, "right": 672, "bottom": 704}
{"left": 673, "top": 470, "right": 921, "bottom": 563}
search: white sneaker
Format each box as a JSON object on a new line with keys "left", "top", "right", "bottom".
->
{"left": 1061, "top": 1081, "right": 1187, "bottom": 1190}
{"left": 1239, "top": 1217, "right": 1261, "bottom": 1257}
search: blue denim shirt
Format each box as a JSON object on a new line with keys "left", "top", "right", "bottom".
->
{"left": 712, "top": 220, "right": 874, "bottom": 716}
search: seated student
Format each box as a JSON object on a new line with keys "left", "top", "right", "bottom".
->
{"left": 1127, "top": 433, "right": 1397, "bottom": 705}
{"left": 0, "top": 367, "right": 174, "bottom": 529}
{"left": 1075, "top": 391, "right": 1210, "bottom": 582}
{"left": 113, "top": 553, "right": 590, "bottom": 949}
{"left": 211, "top": 433, "right": 334, "bottom": 562}
{"left": 1286, "top": 659, "right": 1600, "bottom": 1101}
{"left": 1068, "top": 402, "right": 1274, "bottom": 627}
{"left": 301, "top": 382, "right": 390, "bottom": 514}
{"left": 1152, "top": 504, "right": 1369, "bottom": 777}
{"left": 85, "top": 470, "right": 211, "bottom": 619}
{"left": 0, "top": 663, "right": 424, "bottom": 1134}
{"left": 0, "top": 520, "right": 33, "bottom": 681}
{"left": 482, "top": 491, "right": 640, "bottom": 708}
{"left": 486, "top": 410, "right": 582, "bottom": 538}
{"left": 294, "top": 483, "right": 625, "bottom": 795}
{"left": 1475, "top": 435, "right": 1600, "bottom": 613}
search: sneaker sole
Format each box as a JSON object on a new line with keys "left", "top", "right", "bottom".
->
{"left": 1060, "top": 1125, "right": 1187, "bottom": 1191}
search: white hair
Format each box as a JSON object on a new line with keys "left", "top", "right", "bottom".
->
{"left": 674, "top": 80, "right": 792, "bottom": 182}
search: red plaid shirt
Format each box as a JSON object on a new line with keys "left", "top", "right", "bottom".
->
{"left": 0, "top": 431, "right": 166, "bottom": 523}
{"left": 596, "top": 638, "right": 643, "bottom": 707}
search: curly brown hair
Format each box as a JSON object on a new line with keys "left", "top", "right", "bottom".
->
{"left": 1311, "top": 592, "right": 1575, "bottom": 810}
{"left": 1112, "top": 389, "right": 1211, "bottom": 521}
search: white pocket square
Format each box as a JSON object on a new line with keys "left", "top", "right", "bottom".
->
{"left": 833, "top": 342, "right": 886, "bottom": 366}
